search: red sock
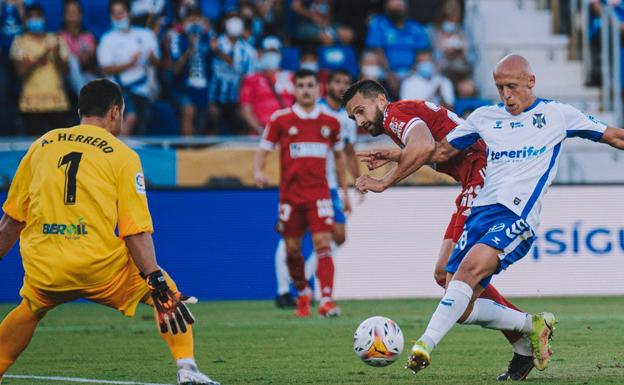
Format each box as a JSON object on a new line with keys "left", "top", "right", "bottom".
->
{"left": 481, "top": 284, "right": 523, "bottom": 344}
{"left": 286, "top": 252, "right": 307, "bottom": 292}
{"left": 316, "top": 247, "right": 334, "bottom": 298}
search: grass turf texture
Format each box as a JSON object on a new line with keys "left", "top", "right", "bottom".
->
{"left": 1, "top": 297, "right": 623, "bottom": 385}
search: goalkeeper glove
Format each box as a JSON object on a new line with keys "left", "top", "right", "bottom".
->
{"left": 145, "top": 270, "right": 195, "bottom": 334}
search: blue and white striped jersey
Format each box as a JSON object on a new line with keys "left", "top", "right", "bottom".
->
{"left": 446, "top": 98, "right": 607, "bottom": 229}
{"left": 319, "top": 98, "right": 357, "bottom": 189}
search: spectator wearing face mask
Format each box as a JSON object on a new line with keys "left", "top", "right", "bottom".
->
{"left": 400, "top": 50, "right": 454, "bottom": 110}
{"left": 209, "top": 14, "right": 256, "bottom": 135}
{"left": 10, "top": 4, "right": 74, "bottom": 136}
{"left": 60, "top": 0, "right": 97, "bottom": 100}
{"left": 430, "top": 0, "right": 472, "bottom": 84}
{"left": 165, "top": 6, "right": 214, "bottom": 136}
{"left": 365, "top": 0, "right": 429, "bottom": 79}
{"left": 239, "top": 35, "right": 294, "bottom": 136}
{"left": 97, "top": 0, "right": 160, "bottom": 136}
{"left": 359, "top": 50, "right": 398, "bottom": 101}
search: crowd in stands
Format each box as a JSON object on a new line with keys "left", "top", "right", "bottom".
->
{"left": 0, "top": 0, "right": 484, "bottom": 137}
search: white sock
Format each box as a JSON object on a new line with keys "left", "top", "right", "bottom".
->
{"left": 275, "top": 239, "right": 290, "bottom": 295}
{"left": 176, "top": 358, "right": 197, "bottom": 370}
{"left": 421, "top": 280, "right": 473, "bottom": 349}
{"left": 461, "top": 298, "right": 532, "bottom": 333}
{"left": 512, "top": 336, "right": 533, "bottom": 356}
{"left": 305, "top": 249, "right": 318, "bottom": 281}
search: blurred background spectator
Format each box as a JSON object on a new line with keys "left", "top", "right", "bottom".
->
{"left": 98, "top": 0, "right": 160, "bottom": 136}
{"left": 60, "top": 0, "right": 97, "bottom": 101}
{"left": 239, "top": 35, "right": 294, "bottom": 135}
{"left": 10, "top": 4, "right": 73, "bottom": 136}
{"left": 0, "top": 0, "right": 484, "bottom": 137}
{"left": 365, "top": 0, "right": 430, "bottom": 82}
{"left": 164, "top": 5, "right": 213, "bottom": 136}
{"left": 209, "top": 13, "right": 256, "bottom": 135}
{"left": 400, "top": 50, "right": 454, "bottom": 109}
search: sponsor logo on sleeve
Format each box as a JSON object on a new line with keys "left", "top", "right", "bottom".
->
{"left": 136, "top": 173, "right": 146, "bottom": 194}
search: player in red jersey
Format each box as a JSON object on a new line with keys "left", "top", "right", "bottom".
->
{"left": 343, "top": 80, "right": 535, "bottom": 381}
{"left": 253, "top": 69, "right": 346, "bottom": 318}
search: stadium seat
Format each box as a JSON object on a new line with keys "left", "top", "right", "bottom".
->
{"left": 280, "top": 46, "right": 300, "bottom": 71}
{"left": 147, "top": 100, "right": 180, "bottom": 136}
{"left": 318, "top": 46, "right": 358, "bottom": 76}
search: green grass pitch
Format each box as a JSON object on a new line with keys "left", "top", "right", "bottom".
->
{"left": 1, "top": 296, "right": 623, "bottom": 384}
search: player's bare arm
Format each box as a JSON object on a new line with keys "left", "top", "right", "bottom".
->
{"left": 431, "top": 138, "right": 461, "bottom": 163}
{"left": 124, "top": 232, "right": 159, "bottom": 274}
{"left": 334, "top": 149, "right": 351, "bottom": 214}
{"left": 600, "top": 126, "right": 624, "bottom": 149}
{"left": 0, "top": 213, "right": 24, "bottom": 258}
{"left": 253, "top": 148, "right": 270, "bottom": 188}
{"left": 356, "top": 148, "right": 401, "bottom": 170}
{"left": 344, "top": 142, "right": 361, "bottom": 179}
{"left": 355, "top": 122, "right": 435, "bottom": 194}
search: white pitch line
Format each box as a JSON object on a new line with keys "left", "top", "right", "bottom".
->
{"left": 4, "top": 374, "right": 173, "bottom": 385}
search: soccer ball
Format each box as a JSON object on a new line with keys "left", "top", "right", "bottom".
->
{"left": 353, "top": 316, "right": 404, "bottom": 367}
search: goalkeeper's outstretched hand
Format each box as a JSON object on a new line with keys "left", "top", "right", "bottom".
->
{"left": 145, "top": 270, "right": 195, "bottom": 334}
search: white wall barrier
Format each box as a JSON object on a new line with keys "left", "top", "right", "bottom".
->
{"left": 334, "top": 186, "right": 624, "bottom": 299}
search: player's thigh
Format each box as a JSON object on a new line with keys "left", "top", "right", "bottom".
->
{"left": 277, "top": 201, "right": 306, "bottom": 239}
{"left": 454, "top": 243, "right": 502, "bottom": 288}
{"left": 306, "top": 197, "right": 334, "bottom": 239}
{"left": 19, "top": 279, "right": 80, "bottom": 317}
{"left": 83, "top": 258, "right": 179, "bottom": 317}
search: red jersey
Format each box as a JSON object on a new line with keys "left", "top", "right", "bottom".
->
{"left": 383, "top": 100, "right": 486, "bottom": 185}
{"left": 261, "top": 103, "right": 342, "bottom": 202}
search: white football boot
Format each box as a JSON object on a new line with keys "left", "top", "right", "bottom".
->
{"left": 177, "top": 366, "right": 220, "bottom": 385}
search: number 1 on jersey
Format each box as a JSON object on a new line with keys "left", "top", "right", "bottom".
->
{"left": 58, "top": 152, "right": 82, "bottom": 205}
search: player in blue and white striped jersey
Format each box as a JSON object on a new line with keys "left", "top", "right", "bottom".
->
{"left": 406, "top": 54, "right": 624, "bottom": 377}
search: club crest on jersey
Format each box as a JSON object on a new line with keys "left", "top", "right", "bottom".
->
{"left": 493, "top": 120, "right": 503, "bottom": 129}
{"left": 288, "top": 126, "right": 298, "bottom": 136}
{"left": 321, "top": 126, "right": 330, "bottom": 138}
{"left": 487, "top": 223, "right": 506, "bottom": 233}
{"left": 533, "top": 113, "right": 546, "bottom": 128}
{"left": 389, "top": 117, "right": 405, "bottom": 135}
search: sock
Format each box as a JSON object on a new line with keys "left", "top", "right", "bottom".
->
{"left": 512, "top": 336, "right": 533, "bottom": 356}
{"left": 315, "top": 246, "right": 334, "bottom": 299}
{"left": 480, "top": 284, "right": 523, "bottom": 343}
{"left": 0, "top": 301, "right": 41, "bottom": 376}
{"left": 286, "top": 251, "right": 307, "bottom": 292}
{"left": 176, "top": 357, "right": 197, "bottom": 370}
{"left": 421, "top": 280, "right": 473, "bottom": 349}
{"left": 275, "top": 239, "right": 290, "bottom": 295}
{"left": 461, "top": 298, "right": 532, "bottom": 334}
{"left": 157, "top": 308, "right": 194, "bottom": 360}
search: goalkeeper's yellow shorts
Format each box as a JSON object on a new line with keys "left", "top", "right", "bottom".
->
{"left": 19, "top": 259, "right": 178, "bottom": 317}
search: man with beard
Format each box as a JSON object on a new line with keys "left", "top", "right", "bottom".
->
{"left": 343, "top": 79, "right": 537, "bottom": 381}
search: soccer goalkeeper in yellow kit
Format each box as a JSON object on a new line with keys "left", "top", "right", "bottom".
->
{"left": 0, "top": 79, "right": 219, "bottom": 385}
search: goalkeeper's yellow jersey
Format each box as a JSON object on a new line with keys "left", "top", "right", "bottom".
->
{"left": 3, "top": 124, "right": 153, "bottom": 291}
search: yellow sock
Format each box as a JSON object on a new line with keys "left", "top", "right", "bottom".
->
{"left": 0, "top": 301, "right": 41, "bottom": 376}
{"left": 154, "top": 309, "right": 194, "bottom": 360}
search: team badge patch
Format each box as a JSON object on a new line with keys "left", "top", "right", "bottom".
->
{"left": 532, "top": 113, "right": 546, "bottom": 128}
{"left": 135, "top": 173, "right": 146, "bottom": 194}
{"left": 288, "top": 126, "right": 298, "bottom": 136}
{"left": 321, "top": 126, "right": 330, "bottom": 138}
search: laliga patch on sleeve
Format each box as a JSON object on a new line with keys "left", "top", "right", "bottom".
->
{"left": 135, "top": 172, "right": 146, "bottom": 194}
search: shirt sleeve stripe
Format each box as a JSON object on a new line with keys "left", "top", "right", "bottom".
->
{"left": 448, "top": 132, "right": 481, "bottom": 150}
{"left": 400, "top": 117, "right": 423, "bottom": 143}
{"left": 566, "top": 129, "right": 604, "bottom": 142}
